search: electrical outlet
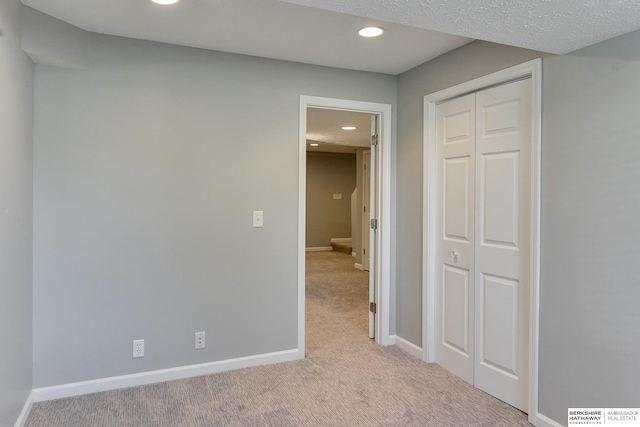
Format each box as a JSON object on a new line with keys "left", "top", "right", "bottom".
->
{"left": 195, "top": 332, "right": 205, "bottom": 349}
{"left": 133, "top": 339, "right": 144, "bottom": 358}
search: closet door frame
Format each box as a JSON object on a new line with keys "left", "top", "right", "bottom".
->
{"left": 422, "top": 59, "right": 542, "bottom": 425}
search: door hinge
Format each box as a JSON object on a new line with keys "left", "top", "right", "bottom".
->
{"left": 371, "top": 134, "right": 379, "bottom": 146}
{"left": 369, "top": 302, "right": 377, "bottom": 314}
{"left": 370, "top": 218, "right": 378, "bottom": 230}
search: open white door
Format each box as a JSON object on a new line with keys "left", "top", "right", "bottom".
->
{"left": 368, "top": 115, "right": 378, "bottom": 339}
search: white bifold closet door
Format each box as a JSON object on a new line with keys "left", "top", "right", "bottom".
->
{"left": 435, "top": 79, "right": 532, "bottom": 412}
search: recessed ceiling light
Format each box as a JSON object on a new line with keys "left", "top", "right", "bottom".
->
{"left": 358, "top": 27, "right": 384, "bottom": 38}
{"left": 342, "top": 126, "right": 357, "bottom": 130}
{"left": 310, "top": 143, "right": 319, "bottom": 147}
{"left": 152, "top": 0, "right": 180, "bottom": 5}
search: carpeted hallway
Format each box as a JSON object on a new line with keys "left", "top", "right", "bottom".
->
{"left": 25, "top": 251, "right": 531, "bottom": 426}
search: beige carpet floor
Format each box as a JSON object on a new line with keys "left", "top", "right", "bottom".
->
{"left": 25, "top": 251, "right": 531, "bottom": 426}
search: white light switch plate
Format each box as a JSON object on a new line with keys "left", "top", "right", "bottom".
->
{"left": 333, "top": 193, "right": 342, "bottom": 199}
{"left": 253, "top": 211, "right": 263, "bottom": 228}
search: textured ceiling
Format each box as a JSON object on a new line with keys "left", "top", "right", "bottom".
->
{"left": 281, "top": 0, "right": 640, "bottom": 54}
{"left": 21, "top": 0, "right": 471, "bottom": 75}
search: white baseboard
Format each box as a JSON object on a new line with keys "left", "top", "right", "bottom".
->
{"left": 33, "top": 348, "right": 301, "bottom": 403}
{"left": 536, "top": 413, "right": 564, "bottom": 427}
{"left": 330, "top": 238, "right": 351, "bottom": 243}
{"left": 14, "top": 390, "right": 34, "bottom": 427}
{"left": 354, "top": 263, "right": 364, "bottom": 270}
{"left": 389, "top": 335, "right": 423, "bottom": 359}
{"left": 305, "top": 247, "right": 332, "bottom": 252}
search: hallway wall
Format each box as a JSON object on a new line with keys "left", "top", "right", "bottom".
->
{"left": 0, "top": 0, "right": 35, "bottom": 424}
{"left": 306, "top": 152, "right": 356, "bottom": 248}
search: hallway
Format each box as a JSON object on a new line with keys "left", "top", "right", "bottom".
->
{"left": 306, "top": 250, "right": 370, "bottom": 354}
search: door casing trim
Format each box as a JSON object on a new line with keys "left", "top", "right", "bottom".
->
{"left": 422, "top": 59, "right": 542, "bottom": 424}
{"left": 298, "top": 96, "right": 393, "bottom": 351}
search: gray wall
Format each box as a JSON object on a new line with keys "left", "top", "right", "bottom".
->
{"left": 539, "top": 30, "right": 640, "bottom": 424}
{"left": 397, "top": 35, "right": 640, "bottom": 425}
{"left": 33, "top": 31, "right": 397, "bottom": 387}
{"left": 0, "top": 0, "right": 34, "bottom": 424}
{"left": 306, "top": 152, "right": 357, "bottom": 248}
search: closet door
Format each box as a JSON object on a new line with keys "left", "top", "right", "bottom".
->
{"left": 474, "top": 79, "right": 531, "bottom": 412}
{"left": 434, "top": 93, "right": 476, "bottom": 384}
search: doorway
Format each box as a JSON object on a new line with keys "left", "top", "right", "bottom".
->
{"left": 298, "top": 96, "right": 392, "bottom": 353}
{"left": 305, "top": 107, "right": 371, "bottom": 263}
{"left": 423, "top": 60, "right": 541, "bottom": 423}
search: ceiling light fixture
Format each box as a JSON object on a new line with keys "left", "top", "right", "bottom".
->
{"left": 341, "top": 126, "right": 357, "bottom": 130}
{"left": 310, "top": 143, "right": 319, "bottom": 147}
{"left": 152, "top": 0, "right": 180, "bottom": 5}
{"left": 358, "top": 27, "right": 384, "bottom": 38}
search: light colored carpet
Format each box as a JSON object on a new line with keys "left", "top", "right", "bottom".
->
{"left": 25, "top": 251, "right": 531, "bottom": 426}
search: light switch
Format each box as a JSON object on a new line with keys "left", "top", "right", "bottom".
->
{"left": 253, "top": 211, "right": 263, "bottom": 228}
{"left": 333, "top": 193, "right": 342, "bottom": 200}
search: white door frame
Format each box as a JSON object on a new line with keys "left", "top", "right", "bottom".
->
{"left": 422, "top": 59, "right": 542, "bottom": 424}
{"left": 298, "top": 96, "right": 393, "bottom": 350}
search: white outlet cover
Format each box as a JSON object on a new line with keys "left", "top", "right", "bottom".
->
{"left": 133, "top": 339, "right": 144, "bottom": 358}
{"left": 195, "top": 331, "right": 206, "bottom": 349}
